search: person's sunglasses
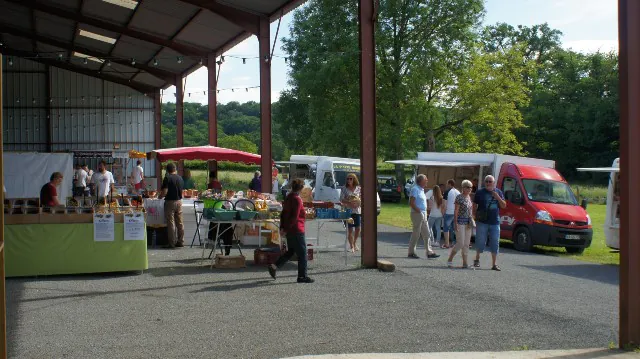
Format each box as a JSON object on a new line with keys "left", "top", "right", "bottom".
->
{"left": 347, "top": 178, "right": 353, "bottom": 181}
{"left": 485, "top": 181, "right": 494, "bottom": 183}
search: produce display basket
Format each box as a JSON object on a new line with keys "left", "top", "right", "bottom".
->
{"left": 336, "top": 209, "right": 353, "bottom": 219}
{"left": 234, "top": 199, "right": 257, "bottom": 221}
{"left": 236, "top": 211, "right": 258, "bottom": 220}
{"left": 212, "top": 209, "right": 237, "bottom": 221}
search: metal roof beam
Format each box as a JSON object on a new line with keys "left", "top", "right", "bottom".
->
{"left": 6, "top": 0, "right": 209, "bottom": 57}
{"left": 176, "top": 0, "right": 260, "bottom": 35}
{"left": 0, "top": 48, "right": 157, "bottom": 94}
{"left": 0, "top": 25, "right": 175, "bottom": 84}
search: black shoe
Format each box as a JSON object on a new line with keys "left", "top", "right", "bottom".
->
{"left": 163, "top": 245, "right": 176, "bottom": 249}
{"left": 427, "top": 253, "right": 440, "bottom": 259}
{"left": 175, "top": 243, "right": 184, "bottom": 248}
{"left": 491, "top": 265, "right": 502, "bottom": 271}
{"left": 473, "top": 260, "right": 480, "bottom": 268}
{"left": 268, "top": 265, "right": 277, "bottom": 279}
{"left": 408, "top": 253, "right": 420, "bottom": 259}
{"left": 297, "top": 277, "right": 314, "bottom": 283}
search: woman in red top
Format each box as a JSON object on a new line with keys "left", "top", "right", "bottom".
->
{"left": 268, "top": 178, "right": 314, "bottom": 283}
{"left": 207, "top": 170, "right": 223, "bottom": 193}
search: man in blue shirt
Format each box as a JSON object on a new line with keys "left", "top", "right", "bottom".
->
{"left": 408, "top": 174, "right": 440, "bottom": 259}
{"left": 473, "top": 175, "right": 506, "bottom": 271}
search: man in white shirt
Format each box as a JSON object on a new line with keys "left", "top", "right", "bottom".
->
{"left": 73, "top": 164, "right": 88, "bottom": 197}
{"left": 443, "top": 179, "right": 460, "bottom": 248}
{"left": 82, "top": 164, "right": 93, "bottom": 196}
{"left": 93, "top": 160, "right": 115, "bottom": 200}
{"left": 131, "top": 160, "right": 144, "bottom": 194}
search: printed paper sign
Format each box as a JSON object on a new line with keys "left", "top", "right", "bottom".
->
{"left": 94, "top": 213, "right": 115, "bottom": 242}
{"left": 124, "top": 213, "right": 145, "bottom": 241}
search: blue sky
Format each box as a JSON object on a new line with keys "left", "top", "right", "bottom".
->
{"left": 164, "top": 0, "right": 618, "bottom": 105}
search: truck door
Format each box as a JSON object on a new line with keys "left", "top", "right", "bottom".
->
{"left": 315, "top": 160, "right": 340, "bottom": 202}
{"left": 500, "top": 176, "right": 525, "bottom": 239}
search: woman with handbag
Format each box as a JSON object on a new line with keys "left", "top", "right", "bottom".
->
{"left": 447, "top": 180, "right": 475, "bottom": 268}
{"left": 340, "top": 173, "right": 362, "bottom": 252}
{"left": 427, "top": 185, "right": 445, "bottom": 248}
{"left": 268, "top": 178, "right": 314, "bottom": 283}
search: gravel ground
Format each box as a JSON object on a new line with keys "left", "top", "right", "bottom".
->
{"left": 5, "top": 222, "right": 619, "bottom": 359}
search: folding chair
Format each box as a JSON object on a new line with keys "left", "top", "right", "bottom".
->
{"left": 190, "top": 200, "right": 204, "bottom": 247}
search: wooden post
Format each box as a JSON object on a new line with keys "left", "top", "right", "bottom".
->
{"left": 0, "top": 53, "right": 8, "bottom": 359}
{"left": 618, "top": 0, "right": 640, "bottom": 347}
{"left": 259, "top": 17, "right": 272, "bottom": 193}
{"left": 154, "top": 90, "right": 162, "bottom": 190}
{"left": 175, "top": 75, "right": 184, "bottom": 176}
{"left": 207, "top": 56, "right": 218, "bottom": 180}
{"left": 359, "top": 0, "right": 378, "bottom": 268}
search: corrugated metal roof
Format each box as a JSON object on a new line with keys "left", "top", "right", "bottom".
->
{"left": 0, "top": 0, "right": 307, "bottom": 93}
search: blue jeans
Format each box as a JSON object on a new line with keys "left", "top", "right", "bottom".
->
{"left": 428, "top": 216, "right": 443, "bottom": 244}
{"left": 443, "top": 214, "right": 455, "bottom": 233}
{"left": 475, "top": 222, "right": 500, "bottom": 254}
{"left": 275, "top": 232, "right": 308, "bottom": 278}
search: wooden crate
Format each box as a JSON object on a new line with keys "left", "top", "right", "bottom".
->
{"left": 214, "top": 254, "right": 246, "bottom": 269}
{"left": 253, "top": 247, "right": 282, "bottom": 266}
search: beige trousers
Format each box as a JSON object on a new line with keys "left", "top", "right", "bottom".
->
{"left": 454, "top": 223, "right": 473, "bottom": 255}
{"left": 409, "top": 211, "right": 433, "bottom": 255}
{"left": 164, "top": 200, "right": 184, "bottom": 246}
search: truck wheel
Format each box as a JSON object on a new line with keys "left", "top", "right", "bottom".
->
{"left": 565, "top": 247, "right": 585, "bottom": 254}
{"left": 513, "top": 227, "right": 533, "bottom": 252}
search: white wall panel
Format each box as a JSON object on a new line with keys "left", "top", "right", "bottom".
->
{"left": 2, "top": 57, "right": 157, "bottom": 177}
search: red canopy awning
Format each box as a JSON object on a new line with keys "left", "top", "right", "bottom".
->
{"left": 148, "top": 146, "right": 269, "bottom": 165}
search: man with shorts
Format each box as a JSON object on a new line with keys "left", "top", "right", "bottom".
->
{"left": 442, "top": 179, "right": 460, "bottom": 248}
{"left": 473, "top": 175, "right": 506, "bottom": 271}
{"left": 131, "top": 160, "right": 145, "bottom": 194}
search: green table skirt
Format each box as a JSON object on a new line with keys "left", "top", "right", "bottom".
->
{"left": 5, "top": 224, "right": 148, "bottom": 277}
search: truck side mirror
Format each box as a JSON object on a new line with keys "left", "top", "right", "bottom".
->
{"left": 581, "top": 199, "right": 588, "bottom": 210}
{"left": 512, "top": 192, "right": 523, "bottom": 205}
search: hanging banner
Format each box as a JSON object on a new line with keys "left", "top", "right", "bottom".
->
{"left": 124, "top": 213, "right": 145, "bottom": 241}
{"left": 93, "top": 213, "right": 115, "bottom": 242}
{"left": 74, "top": 151, "right": 114, "bottom": 159}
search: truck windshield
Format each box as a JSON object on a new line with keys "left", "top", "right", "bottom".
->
{"left": 335, "top": 171, "right": 360, "bottom": 188}
{"left": 522, "top": 179, "right": 578, "bottom": 205}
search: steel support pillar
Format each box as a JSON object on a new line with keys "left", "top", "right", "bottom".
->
{"left": 175, "top": 75, "right": 184, "bottom": 175}
{"left": 0, "top": 53, "right": 8, "bottom": 359}
{"left": 207, "top": 56, "right": 218, "bottom": 176}
{"left": 154, "top": 90, "right": 162, "bottom": 190}
{"left": 359, "top": 0, "right": 377, "bottom": 268}
{"left": 259, "top": 16, "right": 272, "bottom": 193}
{"left": 618, "top": 0, "right": 640, "bottom": 347}
{"left": 45, "top": 65, "right": 52, "bottom": 152}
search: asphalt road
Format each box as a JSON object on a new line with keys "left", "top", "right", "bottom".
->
{"left": 5, "top": 222, "right": 619, "bottom": 359}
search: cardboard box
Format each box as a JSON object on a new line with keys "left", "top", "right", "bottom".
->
{"left": 214, "top": 254, "right": 246, "bottom": 269}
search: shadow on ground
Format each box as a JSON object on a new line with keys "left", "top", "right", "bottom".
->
{"left": 519, "top": 264, "right": 619, "bottom": 285}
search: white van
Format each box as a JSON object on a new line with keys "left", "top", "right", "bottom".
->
{"left": 280, "top": 155, "right": 381, "bottom": 215}
{"left": 577, "top": 158, "right": 620, "bottom": 249}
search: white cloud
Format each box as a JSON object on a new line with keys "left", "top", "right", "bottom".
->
{"left": 563, "top": 39, "right": 618, "bottom": 53}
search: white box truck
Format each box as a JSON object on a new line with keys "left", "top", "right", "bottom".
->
{"left": 279, "top": 155, "right": 381, "bottom": 215}
{"left": 389, "top": 152, "right": 592, "bottom": 253}
{"left": 577, "top": 158, "right": 620, "bottom": 249}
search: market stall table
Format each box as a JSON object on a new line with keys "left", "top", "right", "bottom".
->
{"left": 4, "top": 214, "right": 148, "bottom": 277}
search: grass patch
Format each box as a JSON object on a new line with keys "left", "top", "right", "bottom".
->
{"left": 573, "top": 185, "right": 608, "bottom": 205}
{"left": 377, "top": 199, "right": 618, "bottom": 265}
{"left": 190, "top": 170, "right": 254, "bottom": 192}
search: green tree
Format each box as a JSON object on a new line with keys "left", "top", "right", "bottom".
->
{"left": 218, "top": 135, "right": 259, "bottom": 154}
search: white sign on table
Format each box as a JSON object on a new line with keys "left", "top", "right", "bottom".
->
{"left": 124, "top": 213, "right": 146, "bottom": 240}
{"left": 93, "top": 213, "right": 115, "bottom": 242}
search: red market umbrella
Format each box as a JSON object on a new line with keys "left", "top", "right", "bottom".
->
{"left": 147, "top": 146, "right": 270, "bottom": 165}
